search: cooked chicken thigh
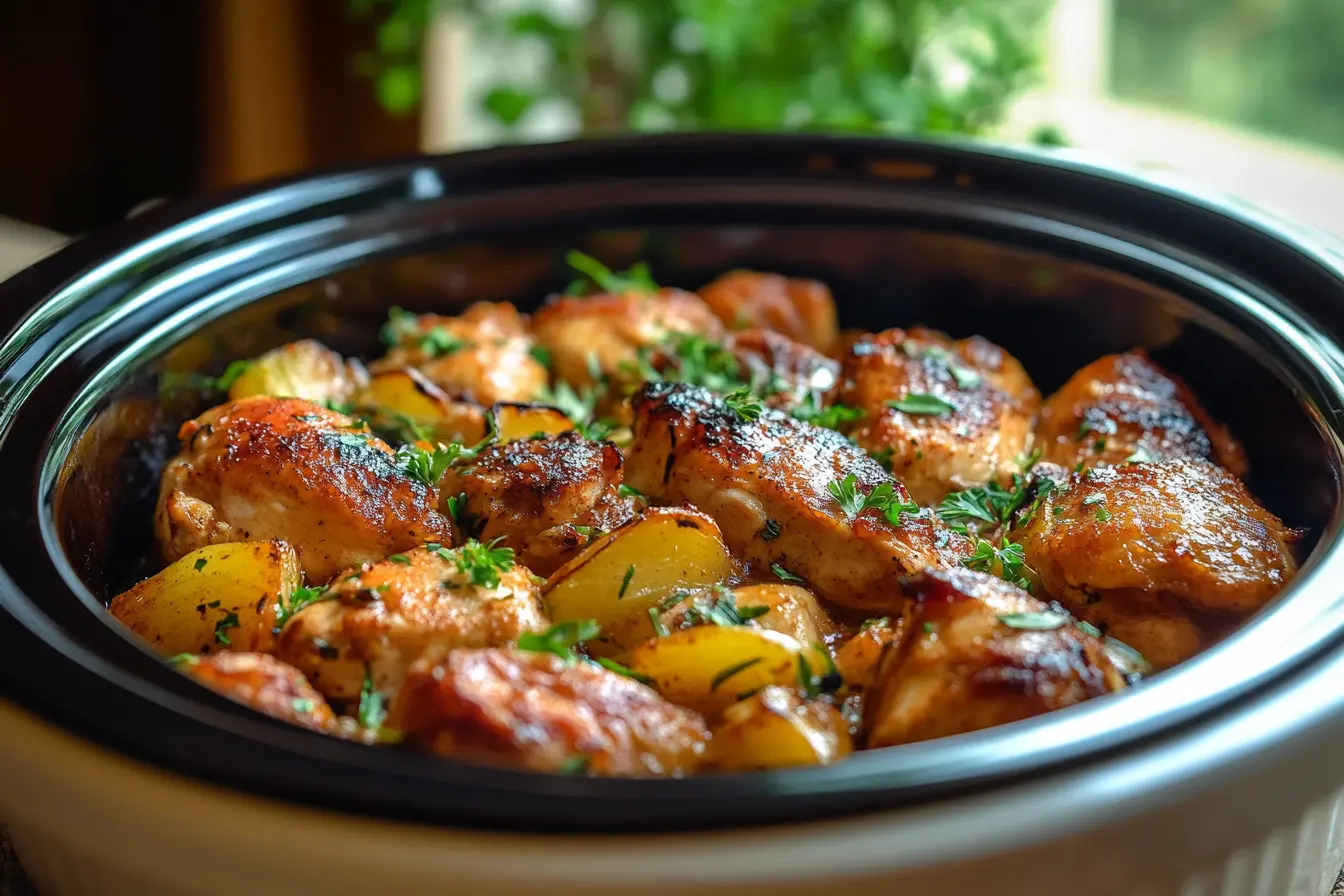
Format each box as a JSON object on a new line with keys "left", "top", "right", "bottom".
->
{"left": 531, "top": 288, "right": 724, "bottom": 392}
{"left": 156, "top": 397, "right": 453, "bottom": 582}
{"left": 390, "top": 646, "right": 710, "bottom": 776}
{"left": 1017, "top": 458, "right": 1297, "bottom": 667}
{"left": 1036, "top": 350, "right": 1248, "bottom": 475}
{"left": 698, "top": 270, "right": 841, "bottom": 355}
{"left": 439, "top": 430, "right": 638, "bottom": 574}
{"left": 839, "top": 327, "right": 1040, "bottom": 505}
{"left": 865, "top": 568, "right": 1126, "bottom": 747}
{"left": 375, "top": 301, "right": 547, "bottom": 405}
{"left": 723, "top": 329, "right": 839, "bottom": 408}
{"left": 276, "top": 544, "right": 548, "bottom": 702}
{"left": 623, "top": 382, "right": 972, "bottom": 612}
{"left": 178, "top": 651, "right": 336, "bottom": 733}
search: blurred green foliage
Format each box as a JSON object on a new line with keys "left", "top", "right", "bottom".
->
{"left": 1113, "top": 0, "right": 1344, "bottom": 153}
{"left": 351, "top": 0, "right": 1051, "bottom": 137}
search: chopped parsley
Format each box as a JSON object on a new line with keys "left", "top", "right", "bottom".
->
{"left": 710, "top": 658, "right": 763, "bottom": 691}
{"left": 1126, "top": 445, "right": 1160, "bottom": 464}
{"left": 419, "top": 327, "right": 472, "bottom": 358}
{"left": 594, "top": 656, "right": 654, "bottom": 685}
{"left": 617, "top": 483, "right": 643, "bottom": 500}
{"left": 827, "top": 473, "right": 920, "bottom": 526}
{"left": 771, "top": 563, "right": 804, "bottom": 583}
{"left": 291, "top": 698, "right": 316, "bottom": 714}
{"left": 861, "top": 616, "right": 891, "bottom": 631}
{"left": 914, "top": 344, "right": 982, "bottom": 390}
{"left": 938, "top": 476, "right": 1033, "bottom": 532}
{"left": 1094, "top": 506, "right": 1113, "bottom": 522}
{"left": 529, "top": 344, "right": 552, "bottom": 367}
{"left": 963, "top": 538, "right": 1033, "bottom": 591}
{"left": 647, "top": 606, "right": 670, "bottom": 637}
{"left": 273, "top": 584, "right": 333, "bottom": 633}
{"left": 444, "top": 491, "right": 467, "bottom": 524}
{"left": 388, "top": 554, "right": 410, "bottom": 565}
{"left": 1081, "top": 494, "right": 1106, "bottom": 506}
{"left": 760, "top": 518, "right": 782, "bottom": 541}
{"left": 922, "top": 621, "right": 935, "bottom": 634}
{"left": 791, "top": 395, "right": 865, "bottom": 430}
{"left": 1077, "top": 416, "right": 1117, "bottom": 439}
{"left": 618, "top": 564, "right": 636, "bottom": 598}
{"left": 796, "top": 651, "right": 843, "bottom": 700}
{"left": 430, "top": 538, "right": 516, "bottom": 589}
{"left": 517, "top": 619, "right": 601, "bottom": 662}
{"left": 564, "top": 250, "right": 657, "bottom": 296}
{"left": 338, "top": 432, "right": 371, "bottom": 448}
{"left": 1076, "top": 620, "right": 1103, "bottom": 638}
{"left": 722, "top": 386, "right": 764, "bottom": 422}
{"left": 558, "top": 754, "right": 591, "bottom": 775}
{"left": 166, "top": 652, "right": 199, "bottom": 666}
{"left": 356, "top": 664, "right": 387, "bottom": 729}
{"left": 379, "top": 306, "right": 420, "bottom": 348}
{"left": 888, "top": 393, "right": 956, "bottom": 417}
{"left": 193, "top": 558, "right": 208, "bottom": 572}
{"left": 683, "top": 588, "right": 771, "bottom": 627}
{"left": 213, "top": 611, "right": 240, "bottom": 646}
{"left": 997, "top": 611, "right": 1069, "bottom": 631}
{"left": 395, "top": 442, "right": 464, "bottom": 486}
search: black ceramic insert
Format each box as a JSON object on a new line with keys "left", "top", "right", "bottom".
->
{"left": 1, "top": 135, "right": 1342, "bottom": 832}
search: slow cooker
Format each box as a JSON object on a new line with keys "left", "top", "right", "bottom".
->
{"left": 2, "top": 135, "right": 1343, "bottom": 895}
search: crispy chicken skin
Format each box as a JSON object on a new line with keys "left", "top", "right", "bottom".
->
{"left": 1018, "top": 458, "right": 1297, "bottom": 667}
{"left": 1036, "top": 350, "right": 1248, "bottom": 475}
{"left": 839, "top": 327, "right": 1040, "bottom": 505}
{"left": 623, "top": 382, "right": 972, "bottom": 611}
{"left": 865, "top": 568, "right": 1126, "bottom": 747}
{"left": 439, "top": 431, "right": 638, "bottom": 574}
{"left": 531, "top": 288, "right": 724, "bottom": 391}
{"left": 699, "top": 270, "right": 841, "bottom": 355}
{"left": 157, "top": 398, "right": 453, "bottom": 582}
{"left": 724, "top": 329, "right": 840, "bottom": 407}
{"left": 390, "top": 646, "right": 710, "bottom": 776}
{"left": 375, "top": 301, "right": 547, "bottom": 405}
{"left": 179, "top": 652, "right": 336, "bottom": 733}
{"left": 277, "top": 545, "right": 548, "bottom": 702}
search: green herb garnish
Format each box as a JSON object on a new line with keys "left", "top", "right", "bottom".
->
{"left": 963, "top": 538, "right": 1033, "bottom": 591}
{"left": 517, "top": 619, "right": 601, "bottom": 662}
{"left": 998, "top": 611, "right": 1069, "bottom": 631}
{"left": 791, "top": 397, "right": 865, "bottom": 431}
{"left": 564, "top": 250, "right": 657, "bottom": 296}
{"left": 431, "top": 538, "right": 516, "bottom": 589}
{"left": 760, "top": 518, "right": 782, "bottom": 541}
{"left": 828, "top": 473, "right": 921, "bottom": 526}
{"left": 618, "top": 564, "right": 636, "bottom": 598}
{"left": 193, "top": 558, "right": 208, "bottom": 572}
{"left": 357, "top": 664, "right": 387, "bottom": 729}
{"left": 594, "top": 656, "right": 654, "bottom": 685}
{"left": 888, "top": 393, "right": 956, "bottom": 417}
{"left": 722, "top": 386, "right": 764, "bottom": 422}
{"left": 710, "top": 658, "right": 763, "bottom": 691}
{"left": 213, "top": 611, "right": 240, "bottom": 646}
{"left": 771, "top": 563, "right": 804, "bottom": 583}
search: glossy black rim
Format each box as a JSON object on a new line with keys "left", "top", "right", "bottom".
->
{"left": 2, "top": 133, "right": 1344, "bottom": 833}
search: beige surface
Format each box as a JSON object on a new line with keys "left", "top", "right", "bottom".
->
{"left": 0, "top": 218, "right": 66, "bottom": 282}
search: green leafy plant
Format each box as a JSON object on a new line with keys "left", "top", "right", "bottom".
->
{"left": 351, "top": 0, "right": 1052, "bottom": 138}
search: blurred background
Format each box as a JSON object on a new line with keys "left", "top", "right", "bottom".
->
{"left": 2, "top": 0, "right": 1343, "bottom": 238}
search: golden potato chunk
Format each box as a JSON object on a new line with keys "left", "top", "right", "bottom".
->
{"left": 706, "top": 686, "right": 852, "bottom": 770}
{"left": 227, "top": 339, "right": 366, "bottom": 404}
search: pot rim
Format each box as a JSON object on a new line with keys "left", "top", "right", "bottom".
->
{"left": 2, "top": 133, "right": 1344, "bottom": 834}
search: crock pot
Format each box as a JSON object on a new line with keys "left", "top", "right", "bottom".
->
{"left": 2, "top": 135, "right": 1344, "bottom": 896}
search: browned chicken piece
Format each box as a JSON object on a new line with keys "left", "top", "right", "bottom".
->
{"left": 531, "top": 288, "right": 724, "bottom": 392}
{"left": 698, "top": 270, "right": 841, "bottom": 355}
{"left": 839, "top": 327, "right": 1041, "bottom": 506}
{"left": 865, "top": 567, "right": 1126, "bottom": 748}
{"left": 723, "top": 329, "right": 840, "bottom": 407}
{"left": 156, "top": 397, "right": 453, "bottom": 582}
{"left": 390, "top": 646, "right": 710, "bottom": 776}
{"left": 623, "top": 382, "right": 972, "bottom": 612}
{"left": 374, "top": 301, "right": 547, "bottom": 405}
{"left": 276, "top": 544, "right": 548, "bottom": 702}
{"left": 177, "top": 651, "right": 336, "bottom": 733}
{"left": 1036, "top": 350, "right": 1248, "bottom": 475}
{"left": 1017, "top": 458, "right": 1298, "bottom": 668}
{"left": 438, "top": 431, "right": 639, "bottom": 575}
{"left": 832, "top": 616, "right": 903, "bottom": 693}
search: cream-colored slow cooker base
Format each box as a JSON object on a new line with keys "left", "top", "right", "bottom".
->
{"left": 1, "top": 700, "right": 1341, "bottom": 896}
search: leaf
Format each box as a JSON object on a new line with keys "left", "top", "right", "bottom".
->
{"left": 997, "top": 611, "right": 1069, "bottom": 631}
{"left": 517, "top": 619, "right": 601, "bottom": 662}
{"left": 771, "top": 563, "right": 803, "bottom": 583}
{"left": 594, "top": 657, "right": 654, "bottom": 685}
{"left": 710, "top": 658, "right": 763, "bottom": 691}
{"left": 357, "top": 664, "right": 387, "bottom": 729}
{"left": 888, "top": 393, "right": 956, "bottom": 416}
{"left": 482, "top": 86, "right": 536, "bottom": 126}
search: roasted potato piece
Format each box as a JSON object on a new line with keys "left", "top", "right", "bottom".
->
{"left": 658, "top": 584, "right": 832, "bottom": 648}
{"left": 1036, "top": 350, "right": 1248, "bottom": 475}
{"left": 706, "top": 686, "right": 852, "bottom": 770}
{"left": 543, "top": 508, "right": 736, "bottom": 647}
{"left": 531, "top": 288, "right": 724, "bottom": 392}
{"left": 627, "top": 625, "right": 829, "bottom": 716}
{"left": 355, "top": 367, "right": 488, "bottom": 445}
{"left": 109, "top": 540, "right": 300, "bottom": 656}
{"left": 177, "top": 651, "right": 335, "bottom": 733}
{"left": 277, "top": 543, "right": 548, "bottom": 702}
{"left": 374, "top": 302, "right": 547, "bottom": 405}
{"left": 227, "top": 339, "right": 366, "bottom": 404}
{"left": 865, "top": 568, "right": 1126, "bottom": 748}
{"left": 698, "top": 270, "right": 841, "bottom": 355}
{"left": 839, "top": 327, "right": 1040, "bottom": 505}
{"left": 390, "top": 646, "right": 709, "bottom": 776}
{"left": 490, "top": 402, "right": 575, "bottom": 442}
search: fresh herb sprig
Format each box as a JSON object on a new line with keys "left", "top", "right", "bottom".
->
{"left": 827, "top": 473, "right": 920, "bottom": 526}
{"left": 428, "top": 538, "right": 516, "bottom": 589}
{"left": 963, "top": 538, "right": 1033, "bottom": 591}
{"left": 517, "top": 619, "right": 601, "bottom": 663}
{"left": 564, "top": 250, "right": 658, "bottom": 296}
